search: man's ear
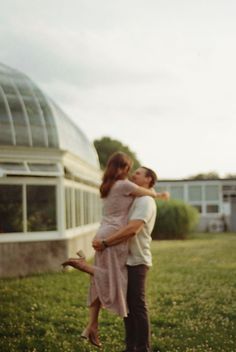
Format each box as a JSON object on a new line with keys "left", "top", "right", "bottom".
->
{"left": 146, "top": 176, "right": 152, "bottom": 187}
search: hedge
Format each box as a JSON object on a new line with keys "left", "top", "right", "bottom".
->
{"left": 152, "top": 199, "right": 199, "bottom": 240}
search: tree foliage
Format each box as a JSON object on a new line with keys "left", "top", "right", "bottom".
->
{"left": 188, "top": 171, "right": 219, "bottom": 180}
{"left": 225, "top": 173, "right": 236, "bottom": 179}
{"left": 94, "top": 136, "right": 140, "bottom": 170}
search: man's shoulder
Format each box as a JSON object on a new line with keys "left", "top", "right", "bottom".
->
{"left": 134, "top": 195, "right": 155, "bottom": 204}
{"left": 129, "top": 195, "right": 156, "bottom": 223}
{"left": 133, "top": 196, "right": 156, "bottom": 208}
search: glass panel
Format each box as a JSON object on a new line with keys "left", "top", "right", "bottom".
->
{"left": 75, "top": 189, "right": 81, "bottom": 227}
{"left": 87, "top": 193, "right": 91, "bottom": 224}
{"left": 14, "top": 78, "right": 32, "bottom": 97}
{"left": 34, "top": 90, "right": 58, "bottom": 148}
{"left": 192, "top": 204, "right": 202, "bottom": 213}
{"left": 0, "top": 66, "right": 15, "bottom": 75}
{"left": 0, "top": 185, "right": 23, "bottom": 233}
{"left": 53, "top": 102, "right": 99, "bottom": 167}
{"left": 27, "top": 185, "right": 56, "bottom": 231}
{"left": 170, "top": 186, "right": 184, "bottom": 200}
{"left": 7, "top": 95, "right": 30, "bottom": 145}
{"left": 0, "top": 75, "right": 16, "bottom": 95}
{"left": 223, "top": 185, "right": 236, "bottom": 191}
{"left": 188, "top": 185, "right": 202, "bottom": 201}
{"left": 65, "top": 188, "right": 69, "bottom": 229}
{"left": 206, "top": 204, "right": 219, "bottom": 213}
{"left": 92, "top": 193, "right": 96, "bottom": 223}
{"left": 65, "top": 188, "right": 68, "bottom": 228}
{"left": 0, "top": 162, "right": 26, "bottom": 171}
{"left": 80, "top": 190, "right": 84, "bottom": 226}
{"left": 40, "top": 102, "right": 58, "bottom": 147}
{"left": 95, "top": 194, "right": 98, "bottom": 223}
{"left": 87, "top": 192, "right": 91, "bottom": 224}
{"left": 28, "top": 163, "right": 59, "bottom": 172}
{"left": 93, "top": 194, "right": 96, "bottom": 223}
{"left": 205, "top": 185, "right": 219, "bottom": 201}
{"left": 90, "top": 193, "right": 93, "bottom": 223}
{"left": 83, "top": 191, "right": 89, "bottom": 225}
{"left": 65, "top": 188, "right": 73, "bottom": 229}
{"left": 0, "top": 89, "right": 13, "bottom": 145}
{"left": 22, "top": 97, "right": 46, "bottom": 147}
{"left": 156, "top": 186, "right": 169, "bottom": 192}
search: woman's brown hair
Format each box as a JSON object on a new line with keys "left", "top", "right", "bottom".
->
{"left": 100, "top": 152, "right": 133, "bottom": 198}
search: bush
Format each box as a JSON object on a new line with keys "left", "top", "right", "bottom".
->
{"left": 152, "top": 199, "right": 199, "bottom": 240}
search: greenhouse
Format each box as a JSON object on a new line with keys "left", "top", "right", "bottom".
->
{"left": 0, "top": 63, "right": 102, "bottom": 278}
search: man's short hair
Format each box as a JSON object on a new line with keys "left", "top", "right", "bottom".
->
{"left": 141, "top": 166, "right": 158, "bottom": 188}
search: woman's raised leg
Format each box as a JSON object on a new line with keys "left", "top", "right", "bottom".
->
{"left": 62, "top": 258, "right": 95, "bottom": 275}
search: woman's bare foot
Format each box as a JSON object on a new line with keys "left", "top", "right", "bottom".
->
{"left": 61, "top": 258, "right": 94, "bottom": 275}
{"left": 81, "top": 326, "right": 101, "bottom": 348}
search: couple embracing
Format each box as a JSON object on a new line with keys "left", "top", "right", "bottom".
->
{"left": 62, "top": 152, "right": 169, "bottom": 352}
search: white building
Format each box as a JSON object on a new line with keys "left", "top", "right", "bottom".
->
{"left": 156, "top": 179, "right": 236, "bottom": 232}
{"left": 0, "top": 63, "right": 102, "bottom": 278}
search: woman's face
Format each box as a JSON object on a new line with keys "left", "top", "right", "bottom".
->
{"left": 124, "top": 165, "right": 130, "bottom": 174}
{"left": 118, "top": 164, "right": 130, "bottom": 178}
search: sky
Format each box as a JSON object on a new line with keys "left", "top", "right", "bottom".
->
{"left": 0, "top": 0, "right": 236, "bottom": 179}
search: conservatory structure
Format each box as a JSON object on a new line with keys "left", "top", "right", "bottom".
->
{"left": 0, "top": 63, "right": 102, "bottom": 278}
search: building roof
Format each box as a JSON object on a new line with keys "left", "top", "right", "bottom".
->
{"left": 0, "top": 63, "right": 99, "bottom": 168}
{"left": 158, "top": 178, "right": 236, "bottom": 183}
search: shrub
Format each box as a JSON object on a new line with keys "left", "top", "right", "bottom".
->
{"left": 152, "top": 199, "right": 199, "bottom": 240}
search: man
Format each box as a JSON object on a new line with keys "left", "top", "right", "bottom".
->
{"left": 93, "top": 166, "right": 169, "bottom": 352}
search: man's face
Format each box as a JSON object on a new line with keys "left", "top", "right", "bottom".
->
{"left": 131, "top": 167, "right": 150, "bottom": 187}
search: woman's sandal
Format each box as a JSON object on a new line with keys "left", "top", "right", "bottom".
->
{"left": 81, "top": 327, "right": 101, "bottom": 348}
{"left": 76, "top": 250, "right": 86, "bottom": 259}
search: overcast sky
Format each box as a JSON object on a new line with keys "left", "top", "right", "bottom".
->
{"left": 1, "top": 0, "right": 236, "bottom": 179}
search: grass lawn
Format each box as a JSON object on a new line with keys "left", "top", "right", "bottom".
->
{"left": 0, "top": 233, "right": 236, "bottom": 352}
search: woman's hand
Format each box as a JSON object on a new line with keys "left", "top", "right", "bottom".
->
{"left": 157, "top": 191, "right": 170, "bottom": 200}
{"left": 92, "top": 239, "right": 105, "bottom": 251}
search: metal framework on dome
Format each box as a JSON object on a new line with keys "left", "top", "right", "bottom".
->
{"left": 0, "top": 63, "right": 99, "bottom": 169}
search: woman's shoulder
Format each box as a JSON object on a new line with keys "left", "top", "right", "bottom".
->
{"left": 115, "top": 179, "right": 133, "bottom": 187}
{"left": 114, "top": 179, "right": 138, "bottom": 193}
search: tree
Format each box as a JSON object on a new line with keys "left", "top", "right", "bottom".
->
{"left": 225, "top": 173, "right": 236, "bottom": 179}
{"left": 94, "top": 136, "right": 140, "bottom": 170}
{"left": 188, "top": 171, "right": 220, "bottom": 180}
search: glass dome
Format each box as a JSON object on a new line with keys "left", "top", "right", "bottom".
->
{"left": 0, "top": 63, "right": 99, "bottom": 168}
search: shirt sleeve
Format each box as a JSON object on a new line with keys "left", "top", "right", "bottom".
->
{"left": 129, "top": 197, "right": 155, "bottom": 223}
{"left": 119, "top": 179, "right": 139, "bottom": 196}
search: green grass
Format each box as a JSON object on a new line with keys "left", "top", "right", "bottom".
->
{"left": 0, "top": 233, "right": 236, "bottom": 352}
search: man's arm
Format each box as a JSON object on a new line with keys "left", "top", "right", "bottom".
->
{"left": 92, "top": 219, "right": 144, "bottom": 251}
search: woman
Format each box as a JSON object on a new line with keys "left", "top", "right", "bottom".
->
{"left": 62, "top": 152, "right": 158, "bottom": 348}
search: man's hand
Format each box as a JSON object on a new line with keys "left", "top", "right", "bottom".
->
{"left": 92, "top": 220, "right": 144, "bottom": 250}
{"left": 92, "top": 239, "right": 105, "bottom": 251}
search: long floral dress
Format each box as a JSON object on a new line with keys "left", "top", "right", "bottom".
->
{"left": 88, "top": 179, "right": 138, "bottom": 317}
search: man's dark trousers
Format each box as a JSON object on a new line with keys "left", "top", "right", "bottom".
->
{"left": 124, "top": 264, "right": 151, "bottom": 352}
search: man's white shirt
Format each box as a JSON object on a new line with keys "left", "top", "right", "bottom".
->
{"left": 127, "top": 196, "right": 157, "bottom": 267}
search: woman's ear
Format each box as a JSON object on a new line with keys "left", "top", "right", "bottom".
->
{"left": 125, "top": 165, "right": 130, "bottom": 173}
